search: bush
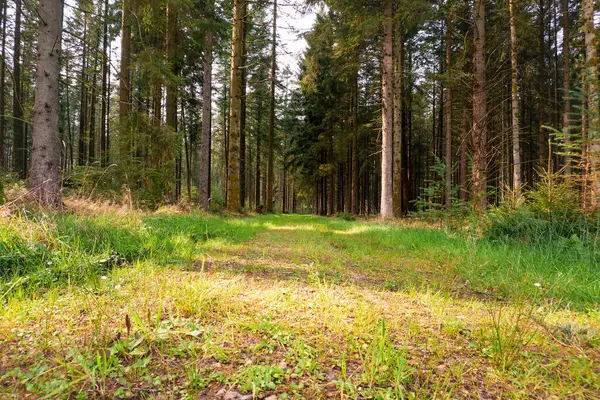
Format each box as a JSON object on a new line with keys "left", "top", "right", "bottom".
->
{"left": 485, "top": 169, "right": 600, "bottom": 246}
{"left": 335, "top": 212, "right": 356, "bottom": 221}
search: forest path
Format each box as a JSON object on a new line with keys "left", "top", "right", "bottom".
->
{"left": 0, "top": 213, "right": 598, "bottom": 399}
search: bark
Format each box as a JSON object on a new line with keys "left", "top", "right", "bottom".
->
{"left": 562, "top": 0, "right": 571, "bottom": 174}
{"left": 471, "top": 0, "right": 487, "bottom": 211}
{"left": 166, "top": 0, "right": 180, "bottom": 201}
{"left": 583, "top": 0, "right": 600, "bottom": 207}
{"left": 227, "top": 0, "right": 244, "bottom": 211}
{"left": 78, "top": 17, "right": 88, "bottom": 165}
{"left": 444, "top": 8, "right": 453, "bottom": 210}
{"left": 538, "top": 0, "right": 547, "bottom": 168}
{"left": 240, "top": 0, "right": 248, "bottom": 208}
{"left": 0, "top": 0, "right": 6, "bottom": 168}
{"left": 100, "top": 0, "right": 109, "bottom": 167}
{"left": 509, "top": 0, "right": 522, "bottom": 198}
{"left": 28, "top": 0, "right": 64, "bottom": 207}
{"left": 351, "top": 69, "right": 359, "bottom": 215}
{"left": 255, "top": 96, "right": 263, "bottom": 207}
{"left": 199, "top": 0, "right": 214, "bottom": 210}
{"left": 12, "top": 0, "right": 25, "bottom": 177}
{"left": 459, "top": 99, "right": 468, "bottom": 202}
{"left": 119, "top": 0, "right": 132, "bottom": 158}
{"left": 392, "top": 16, "right": 403, "bottom": 216}
{"left": 380, "top": 0, "right": 394, "bottom": 218}
{"left": 266, "top": 0, "right": 277, "bottom": 212}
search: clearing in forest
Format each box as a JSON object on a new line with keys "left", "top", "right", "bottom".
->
{"left": 0, "top": 207, "right": 598, "bottom": 399}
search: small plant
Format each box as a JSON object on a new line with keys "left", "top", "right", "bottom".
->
{"left": 236, "top": 364, "right": 285, "bottom": 394}
{"left": 482, "top": 301, "right": 539, "bottom": 371}
{"left": 335, "top": 212, "right": 356, "bottom": 221}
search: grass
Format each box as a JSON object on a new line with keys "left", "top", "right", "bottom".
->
{"left": 0, "top": 199, "right": 599, "bottom": 399}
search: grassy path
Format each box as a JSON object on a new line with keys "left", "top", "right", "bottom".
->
{"left": 0, "top": 212, "right": 599, "bottom": 399}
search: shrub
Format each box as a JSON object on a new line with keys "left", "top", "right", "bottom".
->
{"left": 335, "top": 212, "right": 356, "bottom": 221}
{"left": 485, "top": 169, "right": 600, "bottom": 246}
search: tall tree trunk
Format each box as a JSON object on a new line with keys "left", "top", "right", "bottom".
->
{"left": 240, "top": 0, "right": 248, "bottom": 208}
{"left": 380, "top": 0, "right": 394, "bottom": 218}
{"left": 166, "top": 0, "right": 180, "bottom": 201}
{"left": 538, "top": 0, "right": 547, "bottom": 169}
{"left": 0, "top": 0, "right": 6, "bottom": 168}
{"left": 351, "top": 68, "right": 359, "bottom": 215}
{"left": 509, "top": 0, "right": 522, "bottom": 199}
{"left": 100, "top": 0, "right": 109, "bottom": 167}
{"left": 444, "top": 7, "right": 453, "bottom": 210}
{"left": 583, "top": 0, "right": 600, "bottom": 207}
{"left": 199, "top": 0, "right": 214, "bottom": 210}
{"left": 78, "top": 16, "right": 88, "bottom": 166}
{"left": 12, "top": 0, "right": 25, "bottom": 177}
{"left": 393, "top": 16, "right": 403, "bottom": 216}
{"left": 119, "top": 0, "right": 132, "bottom": 159}
{"left": 255, "top": 96, "right": 263, "bottom": 207}
{"left": 88, "top": 67, "right": 97, "bottom": 163}
{"left": 266, "top": 0, "right": 277, "bottom": 212}
{"left": 28, "top": 0, "right": 64, "bottom": 206}
{"left": 459, "top": 98, "right": 468, "bottom": 202}
{"left": 65, "top": 58, "right": 73, "bottom": 171}
{"left": 227, "top": 0, "right": 244, "bottom": 211}
{"left": 562, "top": 0, "right": 571, "bottom": 174}
{"left": 471, "top": 0, "right": 487, "bottom": 211}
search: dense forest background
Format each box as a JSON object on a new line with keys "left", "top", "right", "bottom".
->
{"left": 1, "top": 0, "right": 599, "bottom": 218}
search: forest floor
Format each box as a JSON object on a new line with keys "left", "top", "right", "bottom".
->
{"left": 0, "top": 200, "right": 599, "bottom": 399}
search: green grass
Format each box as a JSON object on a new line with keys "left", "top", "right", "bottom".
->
{"left": 0, "top": 203, "right": 599, "bottom": 398}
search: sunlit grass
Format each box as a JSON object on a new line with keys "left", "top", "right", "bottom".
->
{"left": 0, "top": 205, "right": 598, "bottom": 398}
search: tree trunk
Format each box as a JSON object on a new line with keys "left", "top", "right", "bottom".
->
{"left": 240, "top": 0, "right": 248, "bottom": 208}
{"left": 227, "top": 0, "right": 244, "bottom": 211}
{"left": 255, "top": 96, "right": 263, "bottom": 207}
{"left": 119, "top": 0, "right": 132, "bottom": 159}
{"left": 0, "top": 0, "right": 6, "bottom": 168}
{"left": 28, "top": 0, "right": 64, "bottom": 207}
{"left": 380, "top": 0, "right": 394, "bottom": 218}
{"left": 166, "top": 0, "right": 180, "bottom": 201}
{"left": 100, "top": 0, "right": 109, "bottom": 167}
{"left": 444, "top": 7, "right": 453, "bottom": 210}
{"left": 538, "top": 0, "right": 547, "bottom": 169}
{"left": 78, "top": 16, "right": 88, "bottom": 166}
{"left": 393, "top": 16, "right": 403, "bottom": 216}
{"left": 509, "top": 0, "right": 522, "bottom": 199}
{"left": 12, "top": 0, "right": 25, "bottom": 177}
{"left": 471, "top": 0, "right": 487, "bottom": 211}
{"left": 199, "top": 0, "right": 214, "bottom": 210}
{"left": 266, "top": 0, "right": 277, "bottom": 212}
{"left": 351, "top": 69, "right": 359, "bottom": 215}
{"left": 583, "top": 0, "right": 600, "bottom": 207}
{"left": 562, "top": 0, "right": 571, "bottom": 174}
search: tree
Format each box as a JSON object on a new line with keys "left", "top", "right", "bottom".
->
{"left": 28, "top": 0, "right": 64, "bottom": 206}
{"left": 12, "top": 0, "right": 25, "bottom": 177}
{"left": 509, "top": 0, "right": 522, "bottom": 199}
{"left": 562, "top": 0, "right": 571, "bottom": 174}
{"left": 392, "top": 10, "right": 403, "bottom": 216}
{"left": 380, "top": 0, "right": 394, "bottom": 218}
{"left": 266, "top": 0, "right": 277, "bottom": 213}
{"left": 0, "top": 0, "right": 6, "bottom": 168}
{"left": 199, "top": 0, "right": 214, "bottom": 210}
{"left": 471, "top": 0, "right": 487, "bottom": 211}
{"left": 119, "top": 0, "right": 132, "bottom": 158}
{"left": 227, "top": 0, "right": 244, "bottom": 211}
{"left": 444, "top": 4, "right": 453, "bottom": 210}
{"left": 583, "top": 0, "right": 599, "bottom": 207}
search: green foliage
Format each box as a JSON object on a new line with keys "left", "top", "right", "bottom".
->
{"left": 335, "top": 212, "right": 356, "bottom": 221}
{"left": 485, "top": 169, "right": 599, "bottom": 247}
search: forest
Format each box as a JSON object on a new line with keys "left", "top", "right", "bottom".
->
{"left": 0, "top": 0, "right": 599, "bottom": 398}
